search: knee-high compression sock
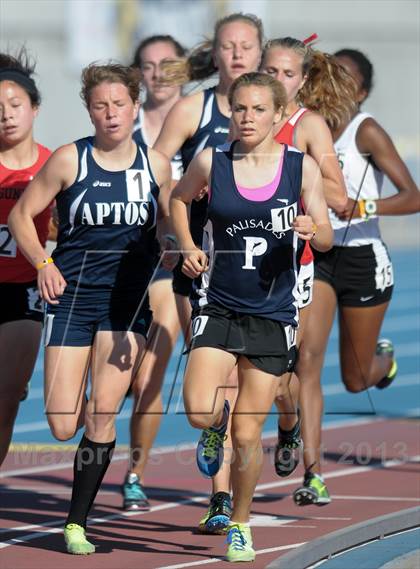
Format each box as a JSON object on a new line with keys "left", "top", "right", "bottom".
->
{"left": 66, "top": 434, "right": 116, "bottom": 528}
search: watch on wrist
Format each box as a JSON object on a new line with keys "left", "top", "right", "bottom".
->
{"left": 364, "top": 199, "right": 377, "bottom": 218}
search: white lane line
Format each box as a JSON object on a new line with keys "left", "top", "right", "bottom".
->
{"left": 0, "top": 452, "right": 130, "bottom": 479}
{"left": 309, "top": 517, "right": 352, "bottom": 521}
{"left": 253, "top": 455, "right": 420, "bottom": 493}
{"left": 0, "top": 495, "right": 206, "bottom": 540}
{"left": 156, "top": 542, "right": 307, "bottom": 569}
{"left": 4, "top": 488, "right": 417, "bottom": 502}
{"left": 2, "top": 416, "right": 381, "bottom": 479}
{"left": 27, "top": 345, "right": 420, "bottom": 401}
{"left": 332, "top": 495, "right": 420, "bottom": 502}
{"left": 1, "top": 454, "right": 419, "bottom": 549}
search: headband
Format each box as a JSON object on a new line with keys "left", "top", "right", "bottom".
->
{"left": 0, "top": 68, "right": 38, "bottom": 94}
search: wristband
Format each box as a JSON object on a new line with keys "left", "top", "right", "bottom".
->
{"left": 310, "top": 223, "right": 317, "bottom": 239}
{"left": 358, "top": 199, "right": 367, "bottom": 220}
{"left": 35, "top": 257, "right": 54, "bottom": 270}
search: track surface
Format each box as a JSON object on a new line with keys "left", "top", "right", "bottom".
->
{"left": 1, "top": 248, "right": 419, "bottom": 568}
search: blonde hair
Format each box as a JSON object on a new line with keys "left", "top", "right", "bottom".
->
{"left": 80, "top": 62, "right": 142, "bottom": 106}
{"left": 228, "top": 72, "right": 287, "bottom": 112}
{"left": 263, "top": 37, "right": 358, "bottom": 130}
{"left": 161, "top": 13, "right": 263, "bottom": 85}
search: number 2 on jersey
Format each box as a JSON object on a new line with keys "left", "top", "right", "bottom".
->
{"left": 0, "top": 225, "right": 17, "bottom": 258}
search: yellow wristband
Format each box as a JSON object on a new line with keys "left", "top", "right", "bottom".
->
{"left": 311, "top": 223, "right": 317, "bottom": 239}
{"left": 36, "top": 257, "right": 54, "bottom": 270}
{"left": 358, "top": 199, "right": 366, "bottom": 219}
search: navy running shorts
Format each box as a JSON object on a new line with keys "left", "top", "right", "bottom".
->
{"left": 152, "top": 265, "right": 172, "bottom": 283}
{"left": 44, "top": 284, "right": 152, "bottom": 347}
{"left": 314, "top": 242, "right": 393, "bottom": 307}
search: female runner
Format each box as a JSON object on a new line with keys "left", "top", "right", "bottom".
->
{"left": 0, "top": 49, "right": 52, "bottom": 466}
{"left": 155, "top": 12, "right": 263, "bottom": 533}
{"left": 9, "top": 62, "right": 172, "bottom": 553}
{"left": 171, "top": 72, "right": 332, "bottom": 561}
{"left": 292, "top": 49, "right": 419, "bottom": 506}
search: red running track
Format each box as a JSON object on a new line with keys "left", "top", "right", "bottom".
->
{"left": 1, "top": 418, "right": 419, "bottom": 569}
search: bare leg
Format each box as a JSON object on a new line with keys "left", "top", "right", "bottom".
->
{"left": 298, "top": 280, "right": 337, "bottom": 474}
{"left": 274, "top": 305, "right": 310, "bottom": 431}
{"left": 0, "top": 320, "right": 41, "bottom": 466}
{"left": 230, "top": 358, "right": 282, "bottom": 523}
{"left": 87, "top": 331, "right": 145, "bottom": 442}
{"left": 129, "top": 279, "right": 181, "bottom": 481}
{"left": 183, "top": 347, "right": 237, "bottom": 429}
{"left": 339, "top": 302, "right": 392, "bottom": 392}
{"left": 64, "top": 330, "right": 145, "bottom": 540}
{"left": 44, "top": 345, "right": 91, "bottom": 441}
{"left": 210, "top": 366, "right": 238, "bottom": 494}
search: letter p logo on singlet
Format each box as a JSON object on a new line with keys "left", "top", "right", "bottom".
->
{"left": 242, "top": 236, "right": 268, "bottom": 270}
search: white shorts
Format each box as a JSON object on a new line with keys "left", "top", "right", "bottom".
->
{"left": 297, "top": 262, "right": 314, "bottom": 309}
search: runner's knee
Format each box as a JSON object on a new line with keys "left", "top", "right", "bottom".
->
{"left": 48, "top": 418, "right": 78, "bottom": 441}
{"left": 186, "top": 413, "right": 215, "bottom": 430}
{"left": 342, "top": 376, "right": 366, "bottom": 393}
{"left": 231, "top": 419, "right": 261, "bottom": 449}
{"left": 341, "top": 363, "right": 370, "bottom": 393}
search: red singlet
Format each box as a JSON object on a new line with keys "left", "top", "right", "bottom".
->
{"left": 275, "top": 108, "right": 313, "bottom": 265}
{"left": 0, "top": 143, "right": 52, "bottom": 282}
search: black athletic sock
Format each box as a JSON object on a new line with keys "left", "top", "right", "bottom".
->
{"left": 66, "top": 434, "right": 115, "bottom": 528}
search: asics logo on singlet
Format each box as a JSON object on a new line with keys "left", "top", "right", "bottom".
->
{"left": 214, "top": 126, "right": 229, "bottom": 134}
{"left": 93, "top": 180, "right": 111, "bottom": 188}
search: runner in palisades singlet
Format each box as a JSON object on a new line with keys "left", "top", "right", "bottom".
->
{"left": 194, "top": 142, "right": 302, "bottom": 326}
{"left": 154, "top": 14, "right": 264, "bottom": 534}
{"left": 170, "top": 72, "right": 332, "bottom": 562}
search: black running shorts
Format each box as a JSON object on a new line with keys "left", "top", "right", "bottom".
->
{"left": 0, "top": 281, "right": 44, "bottom": 325}
{"left": 314, "top": 243, "right": 393, "bottom": 307}
{"left": 189, "top": 302, "right": 297, "bottom": 376}
{"left": 172, "top": 255, "right": 194, "bottom": 297}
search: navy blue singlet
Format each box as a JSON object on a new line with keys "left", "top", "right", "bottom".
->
{"left": 133, "top": 107, "right": 182, "bottom": 180}
{"left": 180, "top": 87, "right": 230, "bottom": 170}
{"left": 133, "top": 107, "right": 149, "bottom": 146}
{"left": 196, "top": 143, "right": 303, "bottom": 326}
{"left": 53, "top": 137, "right": 159, "bottom": 291}
{"left": 181, "top": 88, "right": 230, "bottom": 243}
